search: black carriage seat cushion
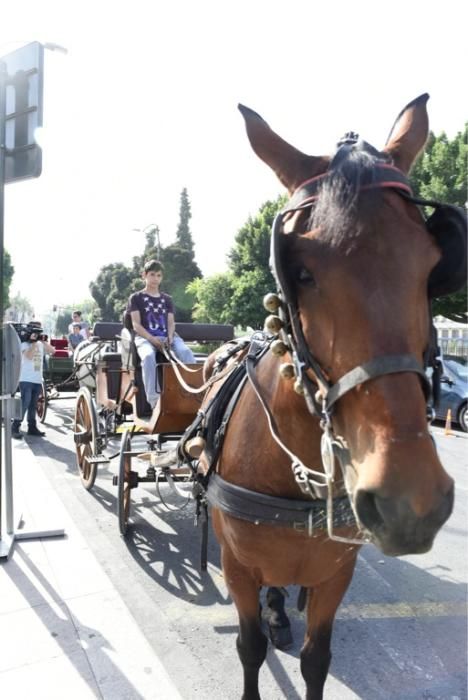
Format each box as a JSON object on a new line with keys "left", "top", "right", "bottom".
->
{"left": 134, "top": 353, "right": 168, "bottom": 418}
{"left": 122, "top": 311, "right": 234, "bottom": 344}
{"left": 175, "top": 323, "right": 234, "bottom": 342}
{"left": 102, "top": 352, "right": 122, "bottom": 401}
{"left": 93, "top": 322, "right": 123, "bottom": 341}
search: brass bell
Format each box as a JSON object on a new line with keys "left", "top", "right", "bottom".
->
{"left": 185, "top": 436, "right": 206, "bottom": 459}
{"left": 294, "top": 379, "right": 305, "bottom": 395}
{"left": 264, "top": 314, "right": 284, "bottom": 334}
{"left": 279, "top": 363, "right": 295, "bottom": 379}
{"left": 270, "top": 339, "right": 289, "bottom": 357}
{"left": 263, "top": 293, "right": 281, "bottom": 313}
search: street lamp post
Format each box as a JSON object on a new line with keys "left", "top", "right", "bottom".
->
{"left": 132, "top": 224, "right": 161, "bottom": 258}
{"left": 43, "top": 43, "right": 68, "bottom": 55}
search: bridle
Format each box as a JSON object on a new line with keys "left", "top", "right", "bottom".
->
{"left": 256, "top": 135, "right": 442, "bottom": 543}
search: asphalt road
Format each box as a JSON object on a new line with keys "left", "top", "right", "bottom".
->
{"left": 28, "top": 399, "right": 467, "bottom": 700}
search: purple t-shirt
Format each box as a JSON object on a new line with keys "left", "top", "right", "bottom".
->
{"left": 128, "top": 291, "right": 174, "bottom": 338}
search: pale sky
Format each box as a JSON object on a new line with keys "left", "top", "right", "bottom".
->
{"left": 2, "top": 0, "right": 467, "bottom": 320}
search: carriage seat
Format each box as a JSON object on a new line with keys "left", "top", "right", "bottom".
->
{"left": 51, "top": 338, "right": 70, "bottom": 358}
{"left": 92, "top": 322, "right": 123, "bottom": 341}
{"left": 175, "top": 323, "right": 234, "bottom": 343}
{"left": 120, "top": 316, "right": 234, "bottom": 419}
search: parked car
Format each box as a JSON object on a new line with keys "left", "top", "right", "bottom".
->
{"left": 433, "top": 355, "right": 468, "bottom": 432}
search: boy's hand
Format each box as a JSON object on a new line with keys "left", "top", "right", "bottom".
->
{"left": 152, "top": 337, "right": 164, "bottom": 351}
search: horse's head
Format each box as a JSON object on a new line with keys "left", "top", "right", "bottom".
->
{"left": 240, "top": 95, "right": 463, "bottom": 555}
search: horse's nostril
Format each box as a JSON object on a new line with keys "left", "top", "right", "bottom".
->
{"left": 355, "top": 490, "right": 385, "bottom": 532}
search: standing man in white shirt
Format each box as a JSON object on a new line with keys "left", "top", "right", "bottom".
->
{"left": 11, "top": 323, "right": 55, "bottom": 439}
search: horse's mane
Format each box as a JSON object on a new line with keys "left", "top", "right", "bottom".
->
{"left": 308, "top": 145, "right": 392, "bottom": 248}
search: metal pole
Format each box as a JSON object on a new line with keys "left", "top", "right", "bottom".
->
{"left": 0, "top": 61, "right": 7, "bottom": 541}
{"left": 3, "top": 397, "right": 13, "bottom": 533}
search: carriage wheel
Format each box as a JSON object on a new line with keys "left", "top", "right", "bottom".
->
{"left": 117, "top": 429, "right": 133, "bottom": 536}
{"left": 74, "top": 387, "right": 99, "bottom": 491}
{"left": 36, "top": 382, "right": 48, "bottom": 424}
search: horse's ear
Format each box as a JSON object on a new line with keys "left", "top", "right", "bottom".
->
{"left": 383, "top": 93, "right": 430, "bottom": 174}
{"left": 238, "top": 104, "right": 328, "bottom": 193}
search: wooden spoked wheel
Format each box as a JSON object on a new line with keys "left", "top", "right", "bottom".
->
{"left": 118, "top": 429, "right": 132, "bottom": 536}
{"left": 36, "top": 381, "right": 48, "bottom": 424}
{"left": 74, "top": 387, "right": 99, "bottom": 491}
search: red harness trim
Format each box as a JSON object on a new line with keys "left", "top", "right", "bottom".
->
{"left": 290, "top": 164, "right": 413, "bottom": 211}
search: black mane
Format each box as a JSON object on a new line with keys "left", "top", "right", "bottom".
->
{"left": 309, "top": 144, "right": 392, "bottom": 247}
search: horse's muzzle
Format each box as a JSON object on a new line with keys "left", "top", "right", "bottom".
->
{"left": 354, "top": 482, "right": 454, "bottom": 556}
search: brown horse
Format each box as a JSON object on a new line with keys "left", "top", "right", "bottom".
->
{"left": 195, "top": 95, "right": 459, "bottom": 700}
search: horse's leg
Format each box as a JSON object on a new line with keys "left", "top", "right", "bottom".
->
{"left": 222, "top": 548, "right": 268, "bottom": 700}
{"left": 265, "top": 587, "right": 293, "bottom": 650}
{"left": 301, "top": 558, "right": 356, "bottom": 700}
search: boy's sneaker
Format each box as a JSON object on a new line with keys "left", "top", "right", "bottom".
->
{"left": 27, "top": 426, "right": 45, "bottom": 437}
{"left": 12, "top": 430, "right": 23, "bottom": 440}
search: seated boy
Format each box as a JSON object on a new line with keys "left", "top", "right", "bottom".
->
{"left": 127, "top": 259, "right": 195, "bottom": 409}
{"left": 68, "top": 323, "right": 84, "bottom": 350}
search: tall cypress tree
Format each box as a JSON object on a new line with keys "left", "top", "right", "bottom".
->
{"left": 175, "top": 188, "right": 194, "bottom": 254}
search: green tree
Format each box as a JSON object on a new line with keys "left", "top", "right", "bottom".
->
{"left": 89, "top": 263, "right": 135, "bottom": 321}
{"left": 228, "top": 198, "right": 284, "bottom": 277}
{"left": 6, "top": 292, "right": 32, "bottom": 322}
{"left": 160, "top": 244, "right": 201, "bottom": 322}
{"left": 188, "top": 273, "right": 235, "bottom": 324}
{"left": 175, "top": 188, "right": 194, "bottom": 253}
{"left": 52, "top": 299, "right": 97, "bottom": 336}
{"left": 55, "top": 308, "right": 73, "bottom": 336}
{"left": 411, "top": 126, "right": 467, "bottom": 205}
{"left": 411, "top": 125, "right": 467, "bottom": 320}
{"left": 189, "top": 196, "right": 284, "bottom": 328}
{"left": 89, "top": 212, "right": 202, "bottom": 323}
{"left": 3, "top": 250, "right": 14, "bottom": 311}
{"left": 132, "top": 225, "right": 161, "bottom": 273}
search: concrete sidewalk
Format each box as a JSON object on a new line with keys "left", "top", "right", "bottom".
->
{"left": 0, "top": 437, "right": 183, "bottom": 700}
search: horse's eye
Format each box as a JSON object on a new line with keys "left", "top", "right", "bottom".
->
{"left": 297, "top": 267, "right": 316, "bottom": 287}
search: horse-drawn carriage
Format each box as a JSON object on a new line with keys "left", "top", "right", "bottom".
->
{"left": 73, "top": 94, "right": 466, "bottom": 699}
{"left": 73, "top": 319, "right": 234, "bottom": 534}
{"left": 37, "top": 337, "right": 80, "bottom": 423}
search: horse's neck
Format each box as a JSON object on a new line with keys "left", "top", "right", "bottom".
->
{"left": 219, "top": 352, "right": 324, "bottom": 497}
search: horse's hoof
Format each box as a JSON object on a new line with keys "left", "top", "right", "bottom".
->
{"left": 268, "top": 623, "right": 293, "bottom": 650}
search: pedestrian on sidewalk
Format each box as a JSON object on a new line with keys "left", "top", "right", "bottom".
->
{"left": 12, "top": 323, "right": 55, "bottom": 439}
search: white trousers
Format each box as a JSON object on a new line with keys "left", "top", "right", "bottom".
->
{"left": 134, "top": 336, "right": 196, "bottom": 408}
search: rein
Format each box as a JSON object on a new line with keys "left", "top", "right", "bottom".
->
{"left": 161, "top": 346, "right": 241, "bottom": 395}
